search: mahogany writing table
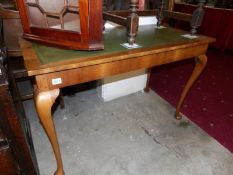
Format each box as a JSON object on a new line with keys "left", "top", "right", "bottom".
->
{"left": 20, "top": 25, "right": 215, "bottom": 175}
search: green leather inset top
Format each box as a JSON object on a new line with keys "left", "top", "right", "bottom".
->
{"left": 32, "top": 25, "right": 190, "bottom": 64}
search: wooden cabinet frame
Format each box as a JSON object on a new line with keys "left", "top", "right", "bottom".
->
{"left": 16, "top": 0, "right": 103, "bottom": 50}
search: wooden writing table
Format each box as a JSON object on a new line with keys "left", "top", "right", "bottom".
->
{"left": 20, "top": 25, "right": 215, "bottom": 175}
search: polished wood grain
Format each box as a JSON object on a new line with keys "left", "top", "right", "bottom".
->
{"left": 0, "top": 63, "right": 39, "bottom": 175}
{"left": 31, "top": 44, "right": 208, "bottom": 92}
{"left": 103, "top": 0, "right": 191, "bottom": 45}
{"left": 175, "top": 54, "right": 207, "bottom": 119}
{"left": 104, "top": 0, "right": 139, "bottom": 45}
{"left": 0, "top": 6, "right": 20, "bottom": 19}
{"left": 168, "top": 0, "right": 175, "bottom": 11}
{"left": 0, "top": 149, "right": 19, "bottom": 175}
{"left": 35, "top": 88, "right": 64, "bottom": 175}
{"left": 20, "top": 37, "right": 213, "bottom": 76}
{"left": 16, "top": 0, "right": 103, "bottom": 50}
{"left": 21, "top": 26, "right": 215, "bottom": 175}
{"left": 0, "top": 5, "right": 22, "bottom": 57}
{"left": 127, "top": 0, "right": 139, "bottom": 45}
{"left": 104, "top": 9, "right": 192, "bottom": 22}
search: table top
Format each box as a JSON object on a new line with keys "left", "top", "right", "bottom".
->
{"left": 20, "top": 25, "right": 215, "bottom": 76}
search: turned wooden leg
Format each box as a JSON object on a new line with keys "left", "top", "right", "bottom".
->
{"left": 144, "top": 68, "right": 151, "bottom": 93}
{"left": 175, "top": 55, "right": 207, "bottom": 120}
{"left": 35, "top": 88, "right": 65, "bottom": 175}
{"left": 127, "top": 0, "right": 139, "bottom": 45}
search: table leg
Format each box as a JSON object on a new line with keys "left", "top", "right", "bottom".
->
{"left": 144, "top": 68, "right": 151, "bottom": 93}
{"left": 35, "top": 88, "right": 65, "bottom": 175}
{"left": 175, "top": 54, "right": 207, "bottom": 120}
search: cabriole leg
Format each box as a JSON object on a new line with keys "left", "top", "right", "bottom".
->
{"left": 175, "top": 54, "right": 207, "bottom": 119}
{"left": 35, "top": 88, "right": 65, "bottom": 175}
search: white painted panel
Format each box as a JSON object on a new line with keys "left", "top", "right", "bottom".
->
{"left": 98, "top": 70, "right": 147, "bottom": 102}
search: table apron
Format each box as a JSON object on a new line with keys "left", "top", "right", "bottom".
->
{"left": 35, "top": 44, "right": 208, "bottom": 91}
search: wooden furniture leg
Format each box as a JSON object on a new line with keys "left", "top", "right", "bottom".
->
{"left": 175, "top": 54, "right": 207, "bottom": 120}
{"left": 127, "top": 0, "right": 139, "bottom": 45}
{"left": 168, "top": 0, "right": 174, "bottom": 11}
{"left": 144, "top": 68, "right": 151, "bottom": 93}
{"left": 59, "top": 90, "right": 65, "bottom": 109}
{"left": 35, "top": 88, "right": 64, "bottom": 175}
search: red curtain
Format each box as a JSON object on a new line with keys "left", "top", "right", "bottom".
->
{"left": 174, "top": 3, "right": 233, "bottom": 51}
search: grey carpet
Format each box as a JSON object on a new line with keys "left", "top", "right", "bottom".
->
{"left": 24, "top": 89, "right": 233, "bottom": 175}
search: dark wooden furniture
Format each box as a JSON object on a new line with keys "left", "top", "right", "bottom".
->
{"left": 0, "top": 62, "right": 39, "bottom": 175}
{"left": 103, "top": 0, "right": 204, "bottom": 45}
{"left": 0, "top": 1, "right": 22, "bottom": 57}
{"left": 103, "top": 0, "right": 205, "bottom": 92}
{"left": 103, "top": 0, "right": 140, "bottom": 45}
{"left": 0, "top": 3, "right": 66, "bottom": 108}
{"left": 20, "top": 25, "right": 215, "bottom": 175}
{"left": 104, "top": 0, "right": 130, "bottom": 10}
{"left": 185, "top": 0, "right": 233, "bottom": 9}
{"left": 0, "top": 1, "right": 34, "bottom": 102}
{"left": 0, "top": 129, "right": 19, "bottom": 175}
{"left": 15, "top": 0, "right": 103, "bottom": 50}
{"left": 175, "top": 2, "right": 233, "bottom": 51}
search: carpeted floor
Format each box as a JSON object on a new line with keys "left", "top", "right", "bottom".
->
{"left": 149, "top": 48, "right": 233, "bottom": 153}
{"left": 25, "top": 89, "right": 233, "bottom": 175}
